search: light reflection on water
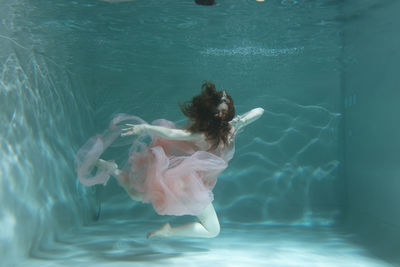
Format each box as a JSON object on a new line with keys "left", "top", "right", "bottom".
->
{"left": 201, "top": 46, "right": 304, "bottom": 57}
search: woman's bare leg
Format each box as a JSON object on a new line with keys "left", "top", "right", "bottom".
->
{"left": 147, "top": 203, "right": 220, "bottom": 239}
{"left": 96, "top": 159, "right": 142, "bottom": 201}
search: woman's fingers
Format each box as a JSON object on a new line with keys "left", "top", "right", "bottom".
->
{"left": 121, "top": 131, "right": 132, "bottom": 137}
{"left": 121, "top": 124, "right": 144, "bottom": 137}
{"left": 121, "top": 126, "right": 134, "bottom": 132}
{"left": 121, "top": 124, "right": 136, "bottom": 136}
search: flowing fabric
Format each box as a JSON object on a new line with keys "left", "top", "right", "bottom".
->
{"left": 75, "top": 114, "right": 235, "bottom": 216}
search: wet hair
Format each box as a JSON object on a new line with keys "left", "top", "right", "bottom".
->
{"left": 195, "top": 0, "right": 216, "bottom": 5}
{"left": 180, "top": 81, "right": 235, "bottom": 149}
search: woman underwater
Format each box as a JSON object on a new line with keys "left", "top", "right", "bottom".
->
{"left": 76, "top": 81, "right": 264, "bottom": 238}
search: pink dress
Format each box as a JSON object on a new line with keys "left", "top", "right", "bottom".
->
{"left": 75, "top": 114, "right": 235, "bottom": 216}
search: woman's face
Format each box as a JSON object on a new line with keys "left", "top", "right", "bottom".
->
{"left": 215, "top": 102, "right": 229, "bottom": 119}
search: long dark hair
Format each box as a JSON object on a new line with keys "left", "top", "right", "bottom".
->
{"left": 180, "top": 81, "right": 235, "bottom": 149}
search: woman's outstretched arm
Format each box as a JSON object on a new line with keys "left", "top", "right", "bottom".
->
{"left": 230, "top": 107, "right": 264, "bottom": 131}
{"left": 121, "top": 124, "right": 203, "bottom": 141}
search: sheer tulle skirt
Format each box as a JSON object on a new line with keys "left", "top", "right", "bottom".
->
{"left": 75, "top": 114, "right": 229, "bottom": 216}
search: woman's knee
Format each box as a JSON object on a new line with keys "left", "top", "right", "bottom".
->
{"left": 206, "top": 223, "right": 220, "bottom": 238}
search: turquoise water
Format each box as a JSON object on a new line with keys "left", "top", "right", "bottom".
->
{"left": 0, "top": 0, "right": 399, "bottom": 266}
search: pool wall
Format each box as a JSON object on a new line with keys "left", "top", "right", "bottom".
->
{"left": 0, "top": 1, "right": 97, "bottom": 265}
{"left": 341, "top": 0, "right": 400, "bottom": 260}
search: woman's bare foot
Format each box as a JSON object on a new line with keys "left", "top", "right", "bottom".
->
{"left": 147, "top": 223, "right": 172, "bottom": 239}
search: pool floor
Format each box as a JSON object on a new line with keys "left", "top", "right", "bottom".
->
{"left": 19, "top": 219, "right": 393, "bottom": 267}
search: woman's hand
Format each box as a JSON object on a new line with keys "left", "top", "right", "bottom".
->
{"left": 121, "top": 124, "right": 147, "bottom": 137}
